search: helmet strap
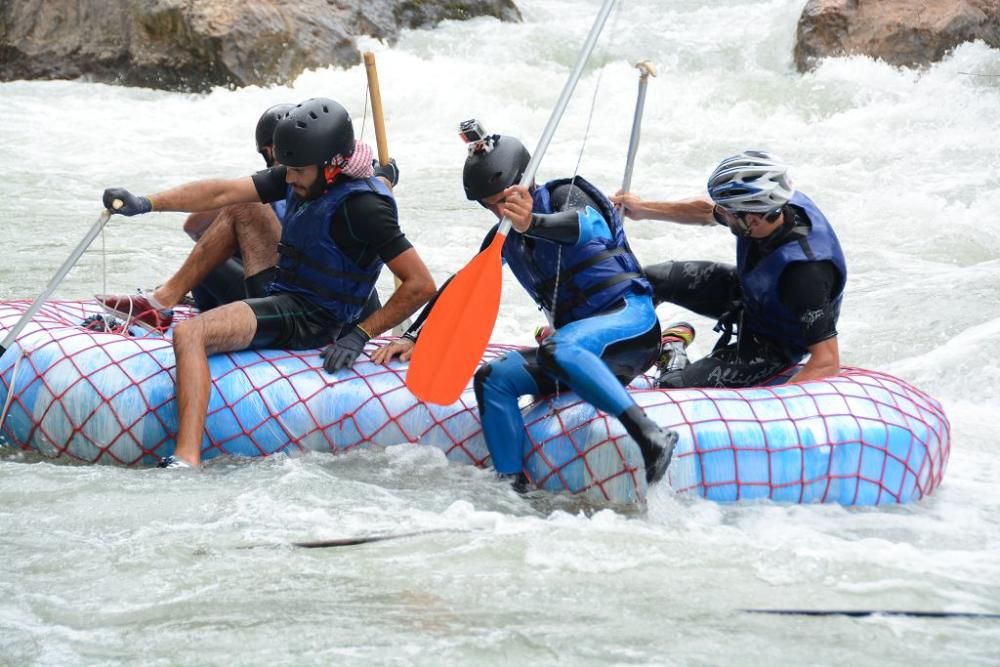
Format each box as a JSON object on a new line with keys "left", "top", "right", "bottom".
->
{"left": 323, "top": 164, "right": 343, "bottom": 185}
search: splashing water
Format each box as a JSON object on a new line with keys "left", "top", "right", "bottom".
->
{"left": 2, "top": 1, "right": 999, "bottom": 663}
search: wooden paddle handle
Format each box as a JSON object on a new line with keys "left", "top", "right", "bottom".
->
{"left": 363, "top": 51, "right": 405, "bottom": 324}
{"left": 363, "top": 52, "right": 391, "bottom": 167}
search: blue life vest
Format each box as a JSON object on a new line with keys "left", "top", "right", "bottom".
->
{"left": 268, "top": 177, "right": 395, "bottom": 323}
{"left": 271, "top": 199, "right": 287, "bottom": 223}
{"left": 501, "top": 177, "right": 650, "bottom": 328}
{"left": 737, "top": 192, "right": 847, "bottom": 359}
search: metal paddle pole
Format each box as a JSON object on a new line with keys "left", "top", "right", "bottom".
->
{"left": 620, "top": 60, "right": 657, "bottom": 198}
{"left": 495, "top": 0, "right": 620, "bottom": 239}
{"left": 0, "top": 210, "right": 111, "bottom": 358}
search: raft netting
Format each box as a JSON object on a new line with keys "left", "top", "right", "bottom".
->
{"left": 0, "top": 300, "right": 949, "bottom": 505}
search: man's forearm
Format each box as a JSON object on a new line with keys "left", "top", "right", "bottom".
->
{"left": 358, "top": 279, "right": 435, "bottom": 337}
{"left": 789, "top": 337, "right": 840, "bottom": 383}
{"left": 789, "top": 358, "right": 839, "bottom": 384}
{"left": 639, "top": 198, "right": 715, "bottom": 225}
{"left": 149, "top": 178, "right": 257, "bottom": 213}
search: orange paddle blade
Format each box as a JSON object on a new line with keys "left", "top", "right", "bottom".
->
{"left": 406, "top": 233, "right": 505, "bottom": 405}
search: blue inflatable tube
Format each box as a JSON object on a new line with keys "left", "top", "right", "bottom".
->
{"left": 0, "top": 300, "right": 949, "bottom": 507}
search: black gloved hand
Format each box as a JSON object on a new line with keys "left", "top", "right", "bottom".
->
{"left": 372, "top": 158, "right": 399, "bottom": 187}
{"left": 103, "top": 188, "right": 152, "bottom": 216}
{"left": 320, "top": 325, "right": 371, "bottom": 373}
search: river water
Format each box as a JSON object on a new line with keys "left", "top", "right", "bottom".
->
{"left": 2, "top": 0, "right": 999, "bottom": 664}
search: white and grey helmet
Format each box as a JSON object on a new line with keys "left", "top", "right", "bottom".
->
{"left": 707, "top": 150, "right": 795, "bottom": 213}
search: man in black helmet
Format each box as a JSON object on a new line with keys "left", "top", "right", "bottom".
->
{"left": 104, "top": 103, "right": 390, "bottom": 318}
{"left": 373, "top": 124, "right": 678, "bottom": 489}
{"left": 99, "top": 97, "right": 436, "bottom": 469}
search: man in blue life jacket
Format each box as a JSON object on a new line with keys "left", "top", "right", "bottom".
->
{"left": 98, "top": 97, "right": 436, "bottom": 468}
{"left": 373, "top": 124, "right": 678, "bottom": 488}
{"left": 612, "top": 150, "right": 846, "bottom": 388}
{"left": 100, "top": 103, "right": 393, "bottom": 321}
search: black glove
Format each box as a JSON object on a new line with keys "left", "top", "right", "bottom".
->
{"left": 320, "top": 325, "right": 371, "bottom": 373}
{"left": 372, "top": 158, "right": 399, "bottom": 187}
{"left": 103, "top": 188, "right": 152, "bottom": 216}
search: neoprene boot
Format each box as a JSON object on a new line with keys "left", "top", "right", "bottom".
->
{"left": 497, "top": 472, "right": 532, "bottom": 494}
{"left": 656, "top": 322, "right": 696, "bottom": 377}
{"left": 619, "top": 405, "right": 678, "bottom": 484}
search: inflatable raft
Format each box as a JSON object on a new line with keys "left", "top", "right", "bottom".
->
{"left": 0, "top": 299, "right": 950, "bottom": 506}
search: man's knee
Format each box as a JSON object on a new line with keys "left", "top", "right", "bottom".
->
{"left": 473, "top": 363, "right": 494, "bottom": 414}
{"left": 228, "top": 202, "right": 278, "bottom": 232}
{"left": 172, "top": 318, "right": 205, "bottom": 349}
{"left": 474, "top": 352, "right": 535, "bottom": 402}
{"left": 536, "top": 337, "right": 560, "bottom": 374}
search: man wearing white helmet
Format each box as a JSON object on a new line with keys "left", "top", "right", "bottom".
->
{"left": 612, "top": 150, "right": 846, "bottom": 388}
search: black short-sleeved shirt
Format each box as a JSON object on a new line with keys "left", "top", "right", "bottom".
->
{"left": 252, "top": 166, "right": 412, "bottom": 268}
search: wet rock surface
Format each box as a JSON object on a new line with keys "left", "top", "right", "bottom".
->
{"left": 794, "top": 0, "right": 1000, "bottom": 71}
{"left": 0, "top": 0, "right": 521, "bottom": 91}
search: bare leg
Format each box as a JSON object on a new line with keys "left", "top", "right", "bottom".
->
{"left": 232, "top": 204, "right": 280, "bottom": 277}
{"left": 183, "top": 209, "right": 221, "bottom": 241}
{"left": 170, "top": 301, "right": 258, "bottom": 466}
{"left": 153, "top": 203, "right": 280, "bottom": 308}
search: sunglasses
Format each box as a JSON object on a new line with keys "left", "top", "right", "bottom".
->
{"left": 713, "top": 206, "right": 782, "bottom": 235}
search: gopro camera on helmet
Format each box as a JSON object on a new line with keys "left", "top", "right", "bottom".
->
{"left": 459, "top": 119, "right": 495, "bottom": 154}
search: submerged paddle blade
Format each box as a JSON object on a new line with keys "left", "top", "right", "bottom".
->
{"left": 406, "top": 233, "right": 505, "bottom": 405}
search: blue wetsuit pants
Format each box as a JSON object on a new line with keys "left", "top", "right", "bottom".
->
{"left": 473, "top": 292, "right": 660, "bottom": 474}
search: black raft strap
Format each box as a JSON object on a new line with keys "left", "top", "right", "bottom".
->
{"left": 272, "top": 269, "right": 368, "bottom": 306}
{"left": 538, "top": 247, "right": 628, "bottom": 295}
{"left": 277, "top": 243, "right": 372, "bottom": 283}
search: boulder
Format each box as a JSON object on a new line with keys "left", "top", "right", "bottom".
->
{"left": 0, "top": 0, "right": 521, "bottom": 92}
{"left": 794, "top": 0, "right": 1000, "bottom": 71}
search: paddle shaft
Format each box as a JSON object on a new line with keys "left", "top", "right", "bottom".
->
{"left": 364, "top": 51, "right": 407, "bottom": 334}
{"left": 235, "top": 528, "right": 468, "bottom": 550}
{"left": 293, "top": 528, "right": 466, "bottom": 549}
{"left": 620, "top": 61, "right": 656, "bottom": 197}
{"left": 0, "top": 210, "right": 111, "bottom": 357}
{"left": 495, "top": 0, "right": 619, "bottom": 239}
{"left": 744, "top": 608, "right": 1000, "bottom": 619}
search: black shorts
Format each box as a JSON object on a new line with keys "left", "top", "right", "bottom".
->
{"left": 247, "top": 292, "right": 342, "bottom": 350}
{"left": 245, "top": 289, "right": 382, "bottom": 351}
{"left": 192, "top": 264, "right": 275, "bottom": 312}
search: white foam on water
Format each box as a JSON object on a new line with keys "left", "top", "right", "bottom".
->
{"left": 2, "top": 0, "right": 1000, "bottom": 663}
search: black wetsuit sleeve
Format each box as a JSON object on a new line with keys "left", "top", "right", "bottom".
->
{"left": 525, "top": 210, "right": 581, "bottom": 244}
{"left": 251, "top": 166, "right": 288, "bottom": 204}
{"left": 331, "top": 191, "right": 413, "bottom": 268}
{"left": 522, "top": 181, "right": 602, "bottom": 244}
{"left": 778, "top": 261, "right": 841, "bottom": 346}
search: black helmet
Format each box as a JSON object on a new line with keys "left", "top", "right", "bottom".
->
{"left": 272, "top": 98, "right": 355, "bottom": 168}
{"left": 463, "top": 135, "right": 531, "bottom": 201}
{"left": 255, "top": 103, "right": 295, "bottom": 152}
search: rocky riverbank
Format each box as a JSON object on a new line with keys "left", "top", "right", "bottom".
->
{"left": 794, "top": 0, "right": 1000, "bottom": 71}
{"left": 3, "top": 0, "right": 998, "bottom": 92}
{"left": 0, "top": 0, "right": 520, "bottom": 92}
